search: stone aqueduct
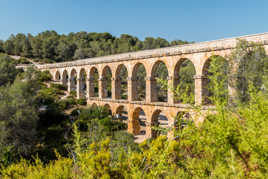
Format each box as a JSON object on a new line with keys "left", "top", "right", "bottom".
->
{"left": 38, "top": 33, "right": 268, "bottom": 140}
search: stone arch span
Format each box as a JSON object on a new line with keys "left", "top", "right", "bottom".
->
{"left": 173, "top": 58, "right": 196, "bottom": 104}
{"left": 103, "top": 104, "right": 112, "bottom": 115}
{"left": 150, "top": 60, "right": 169, "bottom": 102}
{"left": 89, "top": 67, "right": 99, "bottom": 97}
{"left": 101, "top": 66, "right": 112, "bottom": 99}
{"left": 131, "top": 63, "right": 147, "bottom": 101}
{"left": 70, "top": 68, "right": 77, "bottom": 92}
{"left": 115, "top": 105, "right": 128, "bottom": 123}
{"left": 150, "top": 109, "right": 169, "bottom": 138}
{"left": 115, "top": 64, "right": 128, "bottom": 100}
{"left": 55, "top": 71, "right": 61, "bottom": 81}
{"left": 202, "top": 55, "right": 229, "bottom": 105}
{"left": 131, "top": 107, "right": 147, "bottom": 142}
{"left": 62, "top": 70, "right": 68, "bottom": 86}
{"left": 79, "top": 68, "right": 87, "bottom": 98}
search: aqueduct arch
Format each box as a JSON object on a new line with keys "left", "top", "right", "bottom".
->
{"left": 150, "top": 61, "right": 169, "bottom": 102}
{"left": 131, "top": 63, "right": 147, "bottom": 101}
{"left": 115, "top": 64, "right": 128, "bottom": 100}
{"left": 39, "top": 32, "right": 268, "bottom": 141}
{"left": 101, "top": 66, "right": 112, "bottom": 99}
{"left": 55, "top": 71, "right": 61, "bottom": 81}
{"left": 62, "top": 70, "right": 68, "bottom": 86}
{"left": 89, "top": 67, "right": 99, "bottom": 97}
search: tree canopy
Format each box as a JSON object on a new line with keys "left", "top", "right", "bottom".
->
{"left": 0, "top": 31, "right": 190, "bottom": 63}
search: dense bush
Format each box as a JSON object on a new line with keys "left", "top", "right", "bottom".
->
{"left": 16, "top": 57, "right": 30, "bottom": 64}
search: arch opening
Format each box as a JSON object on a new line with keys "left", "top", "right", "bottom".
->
{"left": 89, "top": 67, "right": 99, "bottom": 97}
{"left": 91, "top": 103, "right": 98, "bottom": 109}
{"left": 104, "top": 104, "right": 112, "bottom": 116}
{"left": 102, "top": 66, "right": 112, "bottom": 99}
{"left": 202, "top": 55, "right": 229, "bottom": 105}
{"left": 151, "top": 61, "right": 168, "bottom": 102}
{"left": 115, "top": 65, "right": 128, "bottom": 100}
{"left": 62, "top": 70, "right": 68, "bottom": 87}
{"left": 132, "top": 107, "right": 147, "bottom": 143}
{"left": 79, "top": 69, "right": 87, "bottom": 98}
{"left": 174, "top": 111, "right": 192, "bottom": 139}
{"left": 151, "top": 110, "right": 169, "bottom": 139}
{"left": 55, "top": 71, "right": 61, "bottom": 81}
{"left": 115, "top": 105, "right": 128, "bottom": 123}
{"left": 70, "top": 69, "right": 77, "bottom": 93}
{"left": 174, "top": 59, "right": 196, "bottom": 104}
{"left": 132, "top": 63, "right": 146, "bottom": 101}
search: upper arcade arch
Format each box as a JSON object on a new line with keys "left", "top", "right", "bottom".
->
{"left": 89, "top": 67, "right": 99, "bottom": 97}
{"left": 62, "top": 70, "right": 68, "bottom": 86}
{"left": 78, "top": 68, "right": 87, "bottom": 98}
{"left": 70, "top": 68, "right": 77, "bottom": 92}
{"left": 173, "top": 58, "right": 196, "bottom": 104}
{"left": 55, "top": 71, "right": 61, "bottom": 81}
{"left": 115, "top": 64, "right": 128, "bottom": 100}
{"left": 150, "top": 60, "right": 169, "bottom": 102}
{"left": 101, "top": 66, "right": 112, "bottom": 99}
{"left": 131, "top": 63, "right": 147, "bottom": 101}
{"left": 201, "top": 55, "right": 229, "bottom": 105}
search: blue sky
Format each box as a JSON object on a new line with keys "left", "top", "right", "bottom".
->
{"left": 1, "top": 0, "right": 268, "bottom": 42}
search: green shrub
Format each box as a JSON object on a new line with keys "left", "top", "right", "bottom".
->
{"left": 50, "top": 83, "right": 67, "bottom": 91}
{"left": 17, "top": 57, "right": 30, "bottom": 64}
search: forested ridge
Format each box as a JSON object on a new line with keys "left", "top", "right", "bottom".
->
{"left": 0, "top": 31, "right": 190, "bottom": 63}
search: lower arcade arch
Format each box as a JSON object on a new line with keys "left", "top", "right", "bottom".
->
{"left": 104, "top": 104, "right": 112, "bottom": 116}
{"left": 151, "top": 110, "right": 169, "bottom": 138}
{"left": 91, "top": 103, "right": 98, "bottom": 109}
{"left": 174, "top": 111, "right": 192, "bottom": 133}
{"left": 132, "top": 107, "right": 147, "bottom": 139}
{"left": 115, "top": 105, "right": 128, "bottom": 123}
